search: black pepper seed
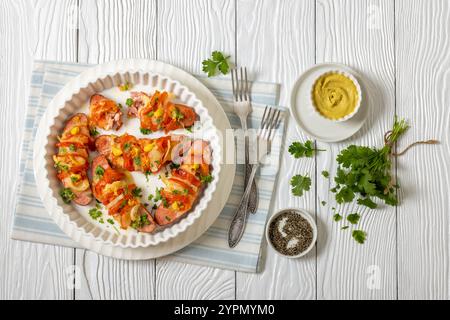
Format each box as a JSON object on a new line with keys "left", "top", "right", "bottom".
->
{"left": 268, "top": 211, "right": 314, "bottom": 256}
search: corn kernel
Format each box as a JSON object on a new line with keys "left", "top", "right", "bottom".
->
{"left": 112, "top": 146, "right": 123, "bottom": 156}
{"left": 70, "top": 126, "right": 80, "bottom": 135}
{"left": 154, "top": 107, "right": 164, "bottom": 118}
{"left": 171, "top": 202, "right": 179, "bottom": 211}
{"left": 144, "top": 143, "right": 155, "bottom": 152}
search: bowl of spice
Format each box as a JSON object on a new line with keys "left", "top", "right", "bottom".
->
{"left": 266, "top": 208, "right": 317, "bottom": 258}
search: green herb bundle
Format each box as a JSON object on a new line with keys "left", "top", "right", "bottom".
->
{"left": 332, "top": 117, "right": 414, "bottom": 208}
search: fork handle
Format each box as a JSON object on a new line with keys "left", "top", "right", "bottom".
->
{"left": 228, "top": 164, "right": 259, "bottom": 248}
{"left": 242, "top": 123, "right": 258, "bottom": 214}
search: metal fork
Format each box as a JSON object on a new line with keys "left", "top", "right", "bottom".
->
{"left": 228, "top": 106, "right": 281, "bottom": 248}
{"left": 231, "top": 67, "right": 258, "bottom": 214}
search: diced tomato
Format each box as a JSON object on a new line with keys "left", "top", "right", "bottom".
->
{"left": 103, "top": 168, "right": 125, "bottom": 183}
{"left": 171, "top": 169, "right": 201, "bottom": 188}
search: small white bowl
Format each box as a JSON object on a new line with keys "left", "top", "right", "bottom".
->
{"left": 265, "top": 208, "right": 317, "bottom": 258}
{"left": 310, "top": 70, "right": 362, "bottom": 122}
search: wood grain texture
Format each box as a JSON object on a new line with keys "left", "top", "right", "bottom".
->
{"left": 0, "top": 0, "right": 78, "bottom": 299}
{"left": 396, "top": 0, "right": 450, "bottom": 300}
{"left": 76, "top": 0, "right": 157, "bottom": 300}
{"left": 235, "top": 0, "right": 317, "bottom": 300}
{"left": 155, "top": 0, "right": 235, "bottom": 300}
{"left": 315, "top": 0, "right": 397, "bottom": 299}
{"left": 79, "top": 0, "right": 157, "bottom": 63}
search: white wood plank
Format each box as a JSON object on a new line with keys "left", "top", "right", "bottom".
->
{"left": 236, "top": 0, "right": 317, "bottom": 299}
{"left": 156, "top": 0, "right": 235, "bottom": 300}
{"left": 76, "top": 0, "right": 157, "bottom": 300}
{"left": 0, "top": 0, "right": 78, "bottom": 299}
{"left": 396, "top": 0, "right": 450, "bottom": 300}
{"left": 315, "top": 0, "right": 396, "bottom": 299}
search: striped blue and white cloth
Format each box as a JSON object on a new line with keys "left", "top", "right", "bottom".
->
{"left": 11, "top": 61, "right": 285, "bottom": 273}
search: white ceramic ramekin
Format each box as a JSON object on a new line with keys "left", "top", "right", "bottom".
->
{"left": 310, "top": 70, "right": 362, "bottom": 122}
{"left": 265, "top": 208, "right": 317, "bottom": 259}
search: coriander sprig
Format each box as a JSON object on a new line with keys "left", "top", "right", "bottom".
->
{"left": 202, "top": 51, "right": 231, "bottom": 77}
{"left": 288, "top": 140, "right": 325, "bottom": 158}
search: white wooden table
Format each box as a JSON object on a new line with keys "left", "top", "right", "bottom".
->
{"left": 1, "top": 0, "right": 449, "bottom": 300}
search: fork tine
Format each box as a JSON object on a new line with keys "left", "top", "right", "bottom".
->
{"left": 239, "top": 67, "right": 244, "bottom": 101}
{"left": 261, "top": 105, "right": 268, "bottom": 125}
{"left": 269, "top": 109, "right": 281, "bottom": 140}
{"left": 231, "top": 68, "right": 237, "bottom": 101}
{"left": 244, "top": 67, "right": 249, "bottom": 100}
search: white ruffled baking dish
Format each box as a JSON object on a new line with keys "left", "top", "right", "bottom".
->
{"left": 33, "top": 59, "right": 221, "bottom": 248}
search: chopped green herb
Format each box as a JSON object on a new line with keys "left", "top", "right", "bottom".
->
{"left": 322, "top": 170, "right": 329, "bottom": 178}
{"left": 172, "top": 190, "right": 181, "bottom": 195}
{"left": 352, "top": 230, "right": 367, "bottom": 244}
{"left": 54, "top": 162, "right": 69, "bottom": 173}
{"left": 333, "top": 213, "right": 343, "bottom": 222}
{"left": 146, "top": 111, "right": 155, "bottom": 117}
{"left": 69, "top": 144, "right": 76, "bottom": 152}
{"left": 119, "top": 200, "right": 127, "bottom": 209}
{"left": 59, "top": 188, "right": 75, "bottom": 204}
{"left": 70, "top": 175, "right": 79, "bottom": 183}
{"left": 90, "top": 127, "right": 99, "bottom": 137}
{"left": 123, "top": 142, "right": 131, "bottom": 151}
{"left": 357, "top": 197, "right": 377, "bottom": 209}
{"left": 162, "top": 197, "right": 169, "bottom": 208}
{"left": 321, "top": 201, "right": 327, "bottom": 206}
{"left": 153, "top": 188, "right": 163, "bottom": 202}
{"left": 126, "top": 98, "right": 134, "bottom": 107}
{"left": 202, "top": 51, "right": 231, "bottom": 77}
{"left": 341, "top": 226, "right": 349, "bottom": 230}
{"left": 290, "top": 174, "right": 311, "bottom": 197}
{"left": 131, "top": 187, "right": 142, "bottom": 198}
{"left": 95, "top": 165, "right": 105, "bottom": 177}
{"left": 107, "top": 218, "right": 115, "bottom": 225}
{"left": 140, "top": 128, "right": 151, "bottom": 135}
{"left": 200, "top": 174, "right": 213, "bottom": 183}
{"left": 147, "top": 194, "right": 154, "bottom": 201}
{"left": 88, "top": 207, "right": 103, "bottom": 220}
{"left": 172, "top": 107, "right": 184, "bottom": 121}
{"left": 119, "top": 82, "right": 132, "bottom": 91}
{"left": 134, "top": 157, "right": 141, "bottom": 166}
{"left": 131, "top": 214, "right": 150, "bottom": 229}
{"left": 185, "top": 126, "right": 193, "bottom": 133}
{"left": 347, "top": 213, "right": 361, "bottom": 225}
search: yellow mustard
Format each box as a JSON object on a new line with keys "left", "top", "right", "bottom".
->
{"left": 312, "top": 73, "right": 359, "bottom": 120}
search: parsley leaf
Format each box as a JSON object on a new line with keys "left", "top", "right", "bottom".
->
{"left": 322, "top": 170, "right": 329, "bottom": 178}
{"left": 89, "top": 127, "right": 99, "bottom": 137}
{"left": 333, "top": 213, "right": 343, "bottom": 222}
{"left": 88, "top": 207, "right": 103, "bottom": 220}
{"left": 288, "top": 140, "right": 324, "bottom": 158}
{"left": 336, "top": 186, "right": 355, "bottom": 204}
{"left": 290, "top": 174, "right": 311, "bottom": 197}
{"left": 95, "top": 165, "right": 105, "bottom": 177}
{"left": 59, "top": 188, "right": 75, "bottom": 204}
{"left": 347, "top": 213, "right": 361, "bottom": 225}
{"left": 357, "top": 197, "right": 377, "bottom": 209}
{"left": 126, "top": 98, "right": 134, "bottom": 107}
{"left": 200, "top": 174, "right": 213, "bottom": 183}
{"left": 131, "top": 187, "right": 142, "bottom": 198}
{"left": 352, "top": 230, "right": 367, "bottom": 244}
{"left": 202, "top": 51, "right": 231, "bottom": 77}
{"left": 140, "top": 128, "right": 152, "bottom": 135}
